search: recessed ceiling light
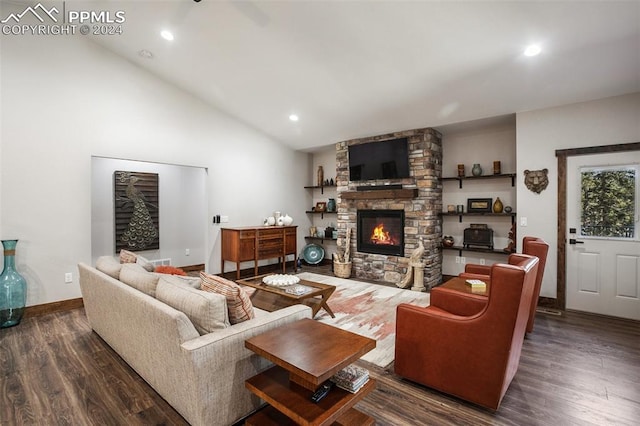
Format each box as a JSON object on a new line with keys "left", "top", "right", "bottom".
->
{"left": 289, "top": 114, "right": 299, "bottom": 122}
{"left": 138, "top": 49, "right": 154, "bottom": 59}
{"left": 524, "top": 44, "right": 541, "bottom": 57}
{"left": 160, "top": 30, "right": 174, "bottom": 41}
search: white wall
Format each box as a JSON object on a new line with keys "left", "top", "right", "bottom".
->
{"left": 91, "top": 157, "right": 208, "bottom": 267}
{"left": 0, "top": 32, "right": 311, "bottom": 306}
{"left": 516, "top": 92, "right": 640, "bottom": 298}
{"left": 440, "top": 121, "right": 517, "bottom": 275}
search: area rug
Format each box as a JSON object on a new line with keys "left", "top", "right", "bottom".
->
{"left": 296, "top": 272, "right": 430, "bottom": 368}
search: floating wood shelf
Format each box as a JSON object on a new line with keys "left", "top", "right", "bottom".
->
{"left": 341, "top": 188, "right": 418, "bottom": 200}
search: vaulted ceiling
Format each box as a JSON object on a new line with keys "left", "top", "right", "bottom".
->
{"left": 37, "top": 1, "right": 640, "bottom": 149}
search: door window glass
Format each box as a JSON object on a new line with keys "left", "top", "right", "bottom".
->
{"left": 580, "top": 165, "right": 637, "bottom": 238}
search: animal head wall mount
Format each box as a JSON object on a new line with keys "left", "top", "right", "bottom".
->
{"left": 524, "top": 169, "right": 549, "bottom": 194}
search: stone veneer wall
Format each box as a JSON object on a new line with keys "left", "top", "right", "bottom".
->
{"left": 335, "top": 127, "right": 443, "bottom": 289}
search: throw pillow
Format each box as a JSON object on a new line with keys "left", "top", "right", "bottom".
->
{"left": 119, "top": 249, "right": 137, "bottom": 264}
{"left": 95, "top": 256, "right": 122, "bottom": 279}
{"left": 199, "top": 272, "right": 255, "bottom": 324}
{"left": 155, "top": 265, "right": 187, "bottom": 276}
{"left": 120, "top": 263, "right": 161, "bottom": 297}
{"left": 136, "top": 255, "right": 155, "bottom": 272}
{"left": 156, "top": 277, "right": 229, "bottom": 334}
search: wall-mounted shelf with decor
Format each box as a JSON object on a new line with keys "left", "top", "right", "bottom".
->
{"left": 442, "top": 245, "right": 515, "bottom": 256}
{"left": 440, "top": 212, "right": 517, "bottom": 224}
{"left": 304, "top": 236, "right": 337, "bottom": 243}
{"left": 305, "top": 210, "right": 337, "bottom": 220}
{"left": 441, "top": 173, "right": 516, "bottom": 189}
{"left": 303, "top": 184, "right": 336, "bottom": 194}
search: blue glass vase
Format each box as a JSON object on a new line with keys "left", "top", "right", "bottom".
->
{"left": 1, "top": 239, "right": 27, "bottom": 328}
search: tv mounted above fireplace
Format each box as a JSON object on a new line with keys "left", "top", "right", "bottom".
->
{"left": 348, "top": 137, "right": 410, "bottom": 182}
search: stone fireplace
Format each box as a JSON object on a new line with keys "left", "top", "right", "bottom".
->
{"left": 335, "top": 127, "right": 442, "bottom": 289}
{"left": 357, "top": 209, "right": 404, "bottom": 256}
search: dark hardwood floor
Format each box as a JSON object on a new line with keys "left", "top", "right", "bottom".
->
{"left": 2, "top": 265, "right": 639, "bottom": 425}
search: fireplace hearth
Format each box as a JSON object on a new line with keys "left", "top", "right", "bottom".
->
{"left": 357, "top": 210, "right": 405, "bottom": 256}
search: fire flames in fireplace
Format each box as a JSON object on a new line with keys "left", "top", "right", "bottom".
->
{"left": 370, "top": 223, "right": 398, "bottom": 245}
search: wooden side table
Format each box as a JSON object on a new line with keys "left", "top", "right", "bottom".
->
{"left": 244, "top": 319, "right": 376, "bottom": 425}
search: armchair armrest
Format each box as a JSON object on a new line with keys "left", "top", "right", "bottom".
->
{"left": 464, "top": 264, "right": 491, "bottom": 275}
{"left": 430, "top": 286, "right": 486, "bottom": 316}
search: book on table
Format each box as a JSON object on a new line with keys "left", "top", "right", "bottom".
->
{"left": 465, "top": 279, "right": 486, "bottom": 293}
{"left": 331, "top": 364, "right": 369, "bottom": 393}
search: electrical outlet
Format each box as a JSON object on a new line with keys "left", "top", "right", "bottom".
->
{"left": 460, "top": 257, "right": 466, "bottom": 264}
{"left": 520, "top": 217, "right": 528, "bottom": 226}
{"left": 65, "top": 272, "right": 73, "bottom": 283}
{"left": 185, "top": 248, "right": 190, "bottom": 256}
{"left": 480, "top": 258, "right": 486, "bottom": 265}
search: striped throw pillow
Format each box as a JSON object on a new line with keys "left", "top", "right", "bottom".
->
{"left": 199, "top": 272, "right": 255, "bottom": 324}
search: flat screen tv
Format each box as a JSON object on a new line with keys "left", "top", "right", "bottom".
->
{"left": 348, "top": 138, "right": 410, "bottom": 181}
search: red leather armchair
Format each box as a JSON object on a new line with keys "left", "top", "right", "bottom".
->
{"left": 395, "top": 255, "right": 539, "bottom": 410}
{"left": 432, "top": 236, "right": 549, "bottom": 333}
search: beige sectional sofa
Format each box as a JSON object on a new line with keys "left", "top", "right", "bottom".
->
{"left": 78, "top": 258, "right": 311, "bottom": 426}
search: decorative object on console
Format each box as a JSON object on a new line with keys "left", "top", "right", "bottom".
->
{"left": 0, "top": 239, "right": 27, "bottom": 328}
{"left": 397, "top": 237, "right": 425, "bottom": 291}
{"left": 493, "top": 197, "right": 504, "bottom": 213}
{"left": 302, "top": 243, "right": 325, "bottom": 265}
{"left": 504, "top": 223, "right": 517, "bottom": 253}
{"left": 467, "top": 198, "right": 493, "bottom": 213}
{"left": 282, "top": 214, "right": 293, "bottom": 226}
{"left": 493, "top": 161, "right": 501, "bottom": 175}
{"left": 472, "top": 163, "right": 482, "bottom": 176}
{"left": 317, "top": 166, "right": 324, "bottom": 186}
{"left": 442, "top": 236, "right": 455, "bottom": 247}
{"left": 263, "top": 216, "right": 276, "bottom": 226}
{"left": 315, "top": 201, "right": 327, "bottom": 212}
{"left": 457, "top": 164, "right": 465, "bottom": 177}
{"left": 464, "top": 227, "right": 494, "bottom": 250}
{"left": 334, "top": 228, "right": 352, "bottom": 278}
{"left": 324, "top": 225, "right": 335, "bottom": 238}
{"left": 524, "top": 168, "right": 549, "bottom": 194}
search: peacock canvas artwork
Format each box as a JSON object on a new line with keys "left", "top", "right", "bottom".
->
{"left": 114, "top": 171, "right": 159, "bottom": 252}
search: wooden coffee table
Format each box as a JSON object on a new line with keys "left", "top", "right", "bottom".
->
{"left": 244, "top": 319, "right": 376, "bottom": 426}
{"left": 237, "top": 274, "right": 336, "bottom": 318}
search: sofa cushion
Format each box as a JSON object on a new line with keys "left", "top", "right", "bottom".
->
{"left": 156, "top": 276, "right": 229, "bottom": 334}
{"left": 95, "top": 256, "right": 122, "bottom": 279}
{"left": 136, "top": 255, "right": 155, "bottom": 272}
{"left": 120, "top": 263, "right": 161, "bottom": 297}
{"left": 200, "top": 272, "right": 255, "bottom": 324}
{"left": 156, "top": 273, "right": 202, "bottom": 290}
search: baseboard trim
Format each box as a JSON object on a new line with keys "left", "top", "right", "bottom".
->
{"left": 24, "top": 298, "right": 84, "bottom": 318}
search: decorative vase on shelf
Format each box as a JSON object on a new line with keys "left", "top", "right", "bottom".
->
{"left": 317, "top": 166, "right": 324, "bottom": 187}
{"left": 1, "top": 239, "right": 27, "bottom": 328}
{"left": 472, "top": 163, "right": 482, "bottom": 176}
{"left": 327, "top": 198, "right": 336, "bottom": 212}
{"left": 493, "top": 197, "right": 504, "bottom": 213}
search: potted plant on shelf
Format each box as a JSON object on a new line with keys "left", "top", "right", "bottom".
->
{"left": 333, "top": 228, "right": 352, "bottom": 278}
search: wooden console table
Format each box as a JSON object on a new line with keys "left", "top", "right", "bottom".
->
{"left": 221, "top": 226, "right": 297, "bottom": 279}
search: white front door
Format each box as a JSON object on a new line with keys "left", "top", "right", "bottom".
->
{"left": 566, "top": 152, "right": 640, "bottom": 320}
